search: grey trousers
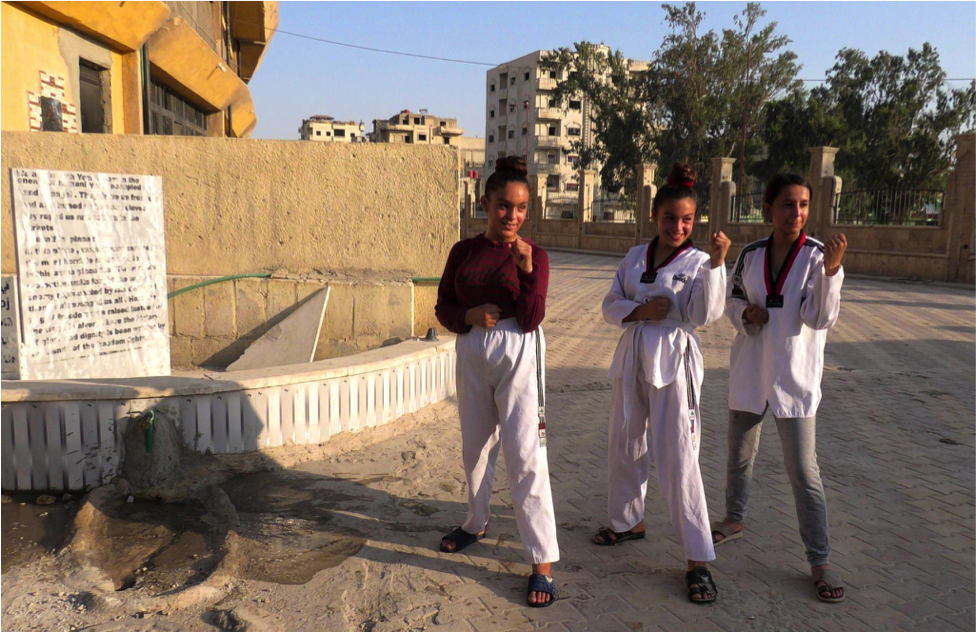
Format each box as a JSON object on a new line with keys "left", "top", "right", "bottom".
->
{"left": 724, "top": 408, "right": 831, "bottom": 566}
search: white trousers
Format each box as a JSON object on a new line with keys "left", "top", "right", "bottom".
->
{"left": 607, "top": 368, "right": 715, "bottom": 562}
{"left": 456, "top": 318, "right": 559, "bottom": 564}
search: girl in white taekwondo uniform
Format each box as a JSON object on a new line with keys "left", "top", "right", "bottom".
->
{"left": 435, "top": 156, "right": 559, "bottom": 608}
{"left": 712, "top": 173, "right": 848, "bottom": 603}
{"left": 597, "top": 163, "right": 731, "bottom": 604}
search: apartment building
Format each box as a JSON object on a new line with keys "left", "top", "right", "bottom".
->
{"left": 369, "top": 109, "right": 466, "bottom": 145}
{"left": 2, "top": 1, "right": 277, "bottom": 138}
{"left": 371, "top": 108, "right": 484, "bottom": 176}
{"left": 484, "top": 48, "right": 649, "bottom": 197}
{"left": 299, "top": 115, "right": 366, "bottom": 142}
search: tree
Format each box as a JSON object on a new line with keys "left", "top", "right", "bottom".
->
{"left": 758, "top": 44, "right": 976, "bottom": 190}
{"left": 541, "top": 3, "right": 799, "bottom": 191}
{"left": 648, "top": 3, "right": 800, "bottom": 184}
{"left": 540, "top": 42, "right": 655, "bottom": 191}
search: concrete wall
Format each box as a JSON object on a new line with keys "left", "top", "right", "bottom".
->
{"left": 166, "top": 276, "right": 414, "bottom": 368}
{"left": 1, "top": 132, "right": 460, "bottom": 367}
{"left": 1, "top": 132, "right": 460, "bottom": 277}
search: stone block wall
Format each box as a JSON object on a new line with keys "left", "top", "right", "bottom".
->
{"left": 166, "top": 276, "right": 414, "bottom": 368}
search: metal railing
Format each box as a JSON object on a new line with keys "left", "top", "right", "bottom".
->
{"left": 593, "top": 191, "right": 637, "bottom": 223}
{"left": 832, "top": 188, "right": 944, "bottom": 226}
{"left": 695, "top": 183, "right": 710, "bottom": 224}
{"left": 729, "top": 185, "right": 767, "bottom": 224}
{"left": 544, "top": 194, "right": 578, "bottom": 220}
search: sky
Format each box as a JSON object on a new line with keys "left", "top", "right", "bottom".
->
{"left": 248, "top": 1, "right": 976, "bottom": 141}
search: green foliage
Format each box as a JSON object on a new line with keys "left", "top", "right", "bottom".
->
{"left": 757, "top": 44, "right": 975, "bottom": 189}
{"left": 539, "top": 3, "right": 974, "bottom": 193}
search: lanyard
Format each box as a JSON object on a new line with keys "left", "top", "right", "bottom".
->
{"left": 642, "top": 237, "right": 693, "bottom": 283}
{"left": 764, "top": 232, "right": 806, "bottom": 297}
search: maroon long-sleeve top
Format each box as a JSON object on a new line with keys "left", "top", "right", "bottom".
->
{"left": 435, "top": 234, "right": 549, "bottom": 335}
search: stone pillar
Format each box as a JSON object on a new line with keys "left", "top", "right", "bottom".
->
{"left": 635, "top": 163, "right": 657, "bottom": 243}
{"left": 528, "top": 174, "right": 547, "bottom": 239}
{"left": 710, "top": 157, "right": 736, "bottom": 234}
{"left": 578, "top": 170, "right": 597, "bottom": 248}
{"left": 806, "top": 147, "right": 839, "bottom": 239}
{"left": 946, "top": 134, "right": 975, "bottom": 282}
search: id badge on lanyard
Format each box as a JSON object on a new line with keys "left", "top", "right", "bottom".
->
{"left": 535, "top": 331, "right": 547, "bottom": 447}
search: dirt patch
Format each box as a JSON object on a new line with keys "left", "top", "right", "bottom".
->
{"left": 1, "top": 496, "right": 76, "bottom": 573}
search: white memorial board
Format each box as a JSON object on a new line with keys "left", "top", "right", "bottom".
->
{"left": 12, "top": 169, "right": 170, "bottom": 379}
{"left": 1, "top": 275, "right": 20, "bottom": 379}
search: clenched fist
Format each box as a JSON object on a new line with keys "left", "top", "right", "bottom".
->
{"left": 465, "top": 304, "right": 501, "bottom": 328}
{"left": 823, "top": 233, "right": 847, "bottom": 277}
{"left": 743, "top": 304, "right": 769, "bottom": 326}
{"left": 637, "top": 296, "right": 672, "bottom": 322}
{"left": 509, "top": 237, "right": 533, "bottom": 274}
{"left": 710, "top": 231, "right": 731, "bottom": 269}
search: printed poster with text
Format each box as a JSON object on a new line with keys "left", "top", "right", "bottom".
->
{"left": 12, "top": 169, "right": 170, "bottom": 379}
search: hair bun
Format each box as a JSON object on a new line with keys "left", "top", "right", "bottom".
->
{"left": 495, "top": 155, "right": 528, "bottom": 176}
{"left": 666, "top": 162, "right": 696, "bottom": 187}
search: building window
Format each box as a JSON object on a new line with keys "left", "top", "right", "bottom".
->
{"left": 569, "top": 100, "right": 582, "bottom": 111}
{"left": 522, "top": 126, "right": 527, "bottom": 137}
{"left": 509, "top": 102, "right": 516, "bottom": 113}
{"left": 524, "top": 71, "right": 530, "bottom": 80}
{"left": 488, "top": 134, "right": 494, "bottom": 143}
{"left": 402, "top": 117, "right": 409, "bottom": 124}
{"left": 548, "top": 154, "right": 556, "bottom": 164}
{"left": 149, "top": 79, "right": 208, "bottom": 136}
{"left": 351, "top": 133, "right": 357, "bottom": 138}
{"left": 488, "top": 159, "right": 494, "bottom": 168}
{"left": 568, "top": 155, "right": 579, "bottom": 166}
{"left": 510, "top": 75, "right": 516, "bottom": 86}
{"left": 419, "top": 134, "right": 427, "bottom": 141}
{"left": 490, "top": 83, "right": 496, "bottom": 92}
{"left": 548, "top": 70, "right": 557, "bottom": 79}
{"left": 405, "top": 135, "right": 413, "bottom": 143}
{"left": 508, "top": 129, "right": 515, "bottom": 139}
{"left": 567, "top": 182, "right": 579, "bottom": 191}
{"left": 490, "top": 108, "right": 495, "bottom": 119}
{"left": 326, "top": 131, "right": 332, "bottom": 136}
{"left": 413, "top": 117, "right": 420, "bottom": 124}
{"left": 79, "top": 60, "right": 110, "bottom": 133}
{"left": 548, "top": 125, "right": 557, "bottom": 136}
{"left": 315, "top": 130, "right": 321, "bottom": 136}
{"left": 567, "top": 127, "right": 581, "bottom": 137}
{"left": 334, "top": 129, "right": 346, "bottom": 137}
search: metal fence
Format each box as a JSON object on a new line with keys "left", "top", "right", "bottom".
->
{"left": 729, "top": 184, "right": 767, "bottom": 224}
{"left": 544, "top": 193, "right": 578, "bottom": 220}
{"left": 694, "top": 182, "right": 710, "bottom": 224}
{"left": 832, "top": 188, "right": 944, "bottom": 226}
{"left": 592, "top": 190, "right": 636, "bottom": 223}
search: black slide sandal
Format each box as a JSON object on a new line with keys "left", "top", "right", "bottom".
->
{"left": 685, "top": 566, "right": 718, "bottom": 604}
{"left": 439, "top": 526, "right": 486, "bottom": 553}
{"left": 592, "top": 526, "right": 646, "bottom": 546}
{"left": 527, "top": 573, "right": 558, "bottom": 608}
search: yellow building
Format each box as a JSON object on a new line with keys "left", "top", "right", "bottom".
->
{"left": 1, "top": 1, "right": 277, "bottom": 138}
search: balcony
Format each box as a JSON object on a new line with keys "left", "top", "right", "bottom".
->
{"left": 537, "top": 78, "right": 557, "bottom": 90}
{"left": 497, "top": 87, "right": 508, "bottom": 99}
{"left": 439, "top": 126, "right": 464, "bottom": 137}
{"left": 532, "top": 163, "right": 561, "bottom": 174}
{"left": 535, "top": 107, "right": 562, "bottom": 120}
{"left": 536, "top": 135, "right": 562, "bottom": 148}
{"left": 497, "top": 114, "right": 508, "bottom": 125}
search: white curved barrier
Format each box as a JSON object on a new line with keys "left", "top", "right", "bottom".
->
{"left": 1, "top": 338, "right": 456, "bottom": 492}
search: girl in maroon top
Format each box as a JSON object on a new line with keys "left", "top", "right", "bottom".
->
{"left": 435, "top": 156, "right": 559, "bottom": 608}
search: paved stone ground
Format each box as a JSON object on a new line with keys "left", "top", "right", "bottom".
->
{"left": 2, "top": 251, "right": 973, "bottom": 631}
